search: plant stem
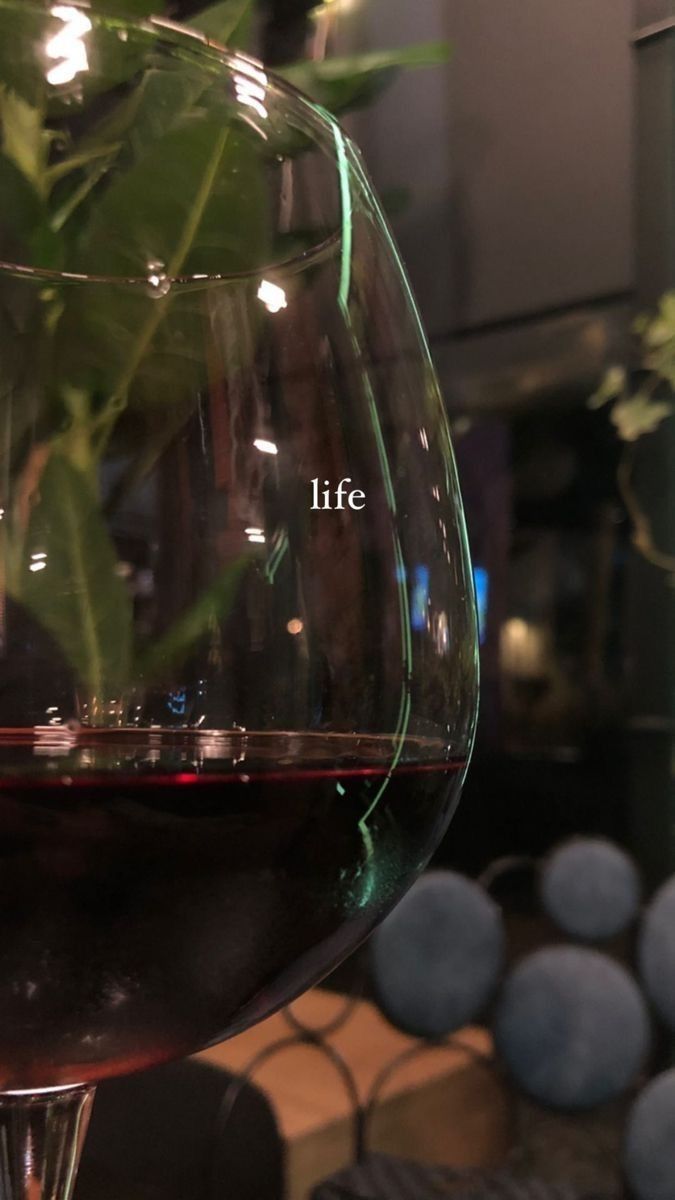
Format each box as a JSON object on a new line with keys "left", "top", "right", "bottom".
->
{"left": 93, "top": 125, "right": 231, "bottom": 454}
{"left": 618, "top": 445, "right": 675, "bottom": 575}
{"left": 60, "top": 467, "right": 105, "bottom": 702}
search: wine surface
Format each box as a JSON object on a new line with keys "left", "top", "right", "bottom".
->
{"left": 0, "top": 729, "right": 464, "bottom": 1088}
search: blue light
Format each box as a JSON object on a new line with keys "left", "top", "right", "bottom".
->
{"left": 167, "top": 688, "right": 187, "bottom": 716}
{"left": 473, "top": 566, "right": 489, "bottom": 645}
{"left": 411, "top": 565, "right": 430, "bottom": 632}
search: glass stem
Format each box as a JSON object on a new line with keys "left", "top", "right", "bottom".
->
{"left": 0, "top": 1086, "right": 95, "bottom": 1200}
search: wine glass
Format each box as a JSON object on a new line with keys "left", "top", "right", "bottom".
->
{"left": 0, "top": 3, "right": 478, "bottom": 1197}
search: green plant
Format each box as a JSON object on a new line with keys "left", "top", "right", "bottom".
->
{"left": 0, "top": 0, "right": 449, "bottom": 719}
{"left": 591, "top": 291, "right": 675, "bottom": 575}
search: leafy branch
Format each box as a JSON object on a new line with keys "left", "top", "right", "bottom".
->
{"left": 0, "top": 0, "right": 450, "bottom": 719}
{"left": 590, "top": 291, "right": 675, "bottom": 575}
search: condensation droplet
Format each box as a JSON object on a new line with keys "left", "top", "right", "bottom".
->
{"left": 146, "top": 259, "right": 171, "bottom": 298}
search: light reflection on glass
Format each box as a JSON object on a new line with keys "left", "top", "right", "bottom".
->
{"left": 146, "top": 260, "right": 171, "bottom": 298}
{"left": 411, "top": 565, "right": 430, "bottom": 633}
{"left": 257, "top": 280, "right": 287, "bottom": 313}
{"left": 434, "top": 611, "right": 449, "bottom": 654}
{"left": 233, "top": 59, "right": 269, "bottom": 121}
{"left": 46, "top": 6, "right": 92, "bottom": 87}
{"left": 253, "top": 438, "right": 278, "bottom": 456}
{"left": 46, "top": 704, "right": 62, "bottom": 727}
{"left": 32, "top": 724, "right": 79, "bottom": 755}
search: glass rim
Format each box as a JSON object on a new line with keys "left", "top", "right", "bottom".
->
{"left": 0, "top": 0, "right": 352, "bottom": 287}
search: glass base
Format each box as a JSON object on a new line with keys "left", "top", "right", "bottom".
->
{"left": 0, "top": 1084, "right": 94, "bottom": 1200}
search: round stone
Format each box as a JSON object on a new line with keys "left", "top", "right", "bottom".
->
{"left": 638, "top": 876, "right": 675, "bottom": 1031}
{"left": 369, "top": 870, "right": 505, "bottom": 1039}
{"left": 540, "top": 838, "right": 640, "bottom": 941}
{"left": 625, "top": 1070, "right": 675, "bottom": 1200}
{"left": 494, "top": 945, "right": 650, "bottom": 1111}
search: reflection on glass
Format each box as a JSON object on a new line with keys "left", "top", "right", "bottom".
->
{"left": 46, "top": 5, "right": 91, "bottom": 85}
{"left": 257, "top": 279, "right": 288, "bottom": 312}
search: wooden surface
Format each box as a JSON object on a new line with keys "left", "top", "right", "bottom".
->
{"left": 199, "top": 990, "right": 512, "bottom": 1200}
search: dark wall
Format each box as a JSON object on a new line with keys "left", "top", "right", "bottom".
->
{"left": 638, "top": 0, "right": 675, "bottom": 24}
{"left": 344, "top": 0, "right": 634, "bottom": 340}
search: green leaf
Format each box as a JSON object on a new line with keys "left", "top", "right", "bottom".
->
{"left": 0, "top": 9, "right": 49, "bottom": 107}
{"left": 0, "top": 157, "right": 64, "bottom": 466}
{"left": 279, "top": 42, "right": 452, "bottom": 115}
{"left": 637, "top": 292, "right": 675, "bottom": 350}
{"left": 0, "top": 88, "right": 50, "bottom": 197}
{"left": 12, "top": 455, "right": 133, "bottom": 701}
{"left": 651, "top": 358, "right": 675, "bottom": 389}
{"left": 188, "top": 0, "right": 254, "bottom": 49}
{"left": 51, "top": 68, "right": 208, "bottom": 235}
{"left": 0, "top": 150, "right": 62, "bottom": 268}
{"left": 68, "top": 55, "right": 214, "bottom": 168}
{"left": 610, "top": 394, "right": 673, "bottom": 442}
{"left": 45, "top": 141, "right": 122, "bottom": 188}
{"left": 54, "top": 112, "right": 266, "bottom": 418}
{"left": 644, "top": 345, "right": 675, "bottom": 385}
{"left": 588, "top": 365, "right": 626, "bottom": 409}
{"left": 138, "top": 556, "right": 250, "bottom": 683}
{"left": 74, "top": 114, "right": 265, "bottom": 278}
{"left": 0, "top": 150, "right": 45, "bottom": 260}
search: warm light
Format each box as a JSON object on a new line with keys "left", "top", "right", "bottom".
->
{"left": 257, "top": 279, "right": 287, "bottom": 313}
{"left": 500, "top": 618, "right": 548, "bottom": 680}
{"left": 33, "top": 724, "right": 78, "bottom": 756}
{"left": 504, "top": 617, "right": 528, "bottom": 640}
{"left": 234, "top": 76, "right": 268, "bottom": 120}
{"left": 29, "top": 561, "right": 46, "bottom": 573}
{"left": 315, "top": 0, "right": 360, "bottom": 11}
{"left": 46, "top": 6, "right": 92, "bottom": 86}
{"left": 233, "top": 59, "right": 269, "bottom": 120}
{"left": 286, "top": 618, "right": 303, "bottom": 635}
{"left": 434, "top": 611, "right": 449, "bottom": 654}
{"left": 253, "top": 438, "right": 278, "bottom": 456}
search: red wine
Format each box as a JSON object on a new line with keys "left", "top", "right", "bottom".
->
{"left": 0, "top": 730, "right": 465, "bottom": 1089}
